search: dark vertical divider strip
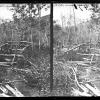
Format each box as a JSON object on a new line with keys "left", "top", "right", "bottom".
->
{"left": 50, "top": 2, "right": 53, "bottom": 93}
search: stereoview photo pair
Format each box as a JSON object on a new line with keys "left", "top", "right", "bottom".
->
{"left": 0, "top": 3, "right": 99, "bottom": 97}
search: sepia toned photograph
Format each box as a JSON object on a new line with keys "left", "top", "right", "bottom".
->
{"left": 0, "top": 4, "right": 50, "bottom": 97}
{"left": 53, "top": 3, "right": 100, "bottom": 96}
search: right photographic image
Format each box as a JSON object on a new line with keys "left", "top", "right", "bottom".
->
{"left": 53, "top": 3, "right": 100, "bottom": 96}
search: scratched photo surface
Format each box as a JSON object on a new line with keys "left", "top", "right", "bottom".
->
{"left": 53, "top": 3, "right": 100, "bottom": 96}
{"left": 0, "top": 4, "right": 50, "bottom": 97}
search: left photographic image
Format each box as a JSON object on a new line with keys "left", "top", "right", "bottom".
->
{"left": 0, "top": 4, "right": 50, "bottom": 97}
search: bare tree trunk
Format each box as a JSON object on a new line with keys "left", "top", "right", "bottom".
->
{"left": 11, "top": 29, "right": 14, "bottom": 48}
{"left": 73, "top": 5, "right": 76, "bottom": 45}
{"left": 31, "top": 29, "right": 33, "bottom": 51}
{"left": 38, "top": 4, "right": 41, "bottom": 50}
{"left": 44, "top": 27, "right": 48, "bottom": 46}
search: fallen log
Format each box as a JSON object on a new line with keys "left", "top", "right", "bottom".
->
{"left": 0, "top": 64, "right": 10, "bottom": 67}
{"left": 0, "top": 62, "right": 17, "bottom": 64}
{"left": 5, "top": 84, "right": 24, "bottom": 97}
{"left": 0, "top": 93, "right": 11, "bottom": 97}
{"left": 0, "top": 86, "right": 8, "bottom": 94}
{"left": 72, "top": 88, "right": 92, "bottom": 96}
{"left": 65, "top": 42, "right": 91, "bottom": 52}
{"left": 0, "top": 43, "right": 9, "bottom": 49}
{"left": 7, "top": 41, "right": 32, "bottom": 44}
{"left": 77, "top": 53, "right": 100, "bottom": 56}
{"left": 12, "top": 45, "right": 30, "bottom": 52}
{"left": 12, "top": 49, "right": 24, "bottom": 51}
{"left": 0, "top": 54, "right": 23, "bottom": 57}
{"left": 67, "top": 61, "right": 96, "bottom": 64}
{"left": 0, "top": 62, "right": 17, "bottom": 67}
{"left": 85, "top": 84, "right": 100, "bottom": 96}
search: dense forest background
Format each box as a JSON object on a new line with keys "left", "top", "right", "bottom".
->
{"left": 54, "top": 4, "right": 100, "bottom": 49}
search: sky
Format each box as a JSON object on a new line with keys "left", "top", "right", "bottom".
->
{"left": 53, "top": 4, "right": 93, "bottom": 26}
{"left": 0, "top": 4, "right": 13, "bottom": 21}
{"left": 0, "top": 7, "right": 13, "bottom": 21}
{"left": 0, "top": 4, "right": 50, "bottom": 22}
{"left": 0, "top": 3, "right": 93, "bottom": 25}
